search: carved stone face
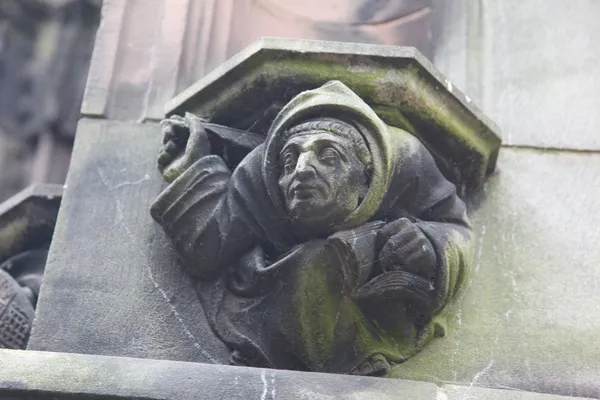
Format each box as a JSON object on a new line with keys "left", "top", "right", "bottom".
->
{"left": 278, "top": 131, "right": 369, "bottom": 231}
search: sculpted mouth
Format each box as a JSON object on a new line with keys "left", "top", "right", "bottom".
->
{"left": 290, "top": 183, "right": 321, "bottom": 199}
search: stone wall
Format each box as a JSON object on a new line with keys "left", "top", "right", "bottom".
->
{"left": 0, "top": 0, "right": 101, "bottom": 202}
{"left": 18, "top": 1, "right": 600, "bottom": 399}
{"left": 416, "top": 1, "right": 600, "bottom": 397}
{"left": 82, "top": 0, "right": 433, "bottom": 122}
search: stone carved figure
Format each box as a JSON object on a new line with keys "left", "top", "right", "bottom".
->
{"left": 0, "top": 250, "right": 46, "bottom": 349}
{"left": 151, "top": 81, "right": 473, "bottom": 376}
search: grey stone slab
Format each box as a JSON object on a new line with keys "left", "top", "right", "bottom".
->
{"left": 18, "top": 2, "right": 600, "bottom": 398}
{"left": 27, "top": 119, "right": 229, "bottom": 364}
{"left": 0, "top": 349, "right": 439, "bottom": 400}
{"left": 0, "top": 349, "right": 594, "bottom": 400}
{"left": 430, "top": 0, "right": 471, "bottom": 101}
{"left": 432, "top": 0, "right": 600, "bottom": 150}
{"left": 391, "top": 148, "right": 600, "bottom": 399}
{"left": 444, "top": 385, "right": 594, "bottom": 400}
{"left": 28, "top": 120, "right": 600, "bottom": 398}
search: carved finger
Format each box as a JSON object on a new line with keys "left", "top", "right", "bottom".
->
{"left": 157, "top": 150, "right": 173, "bottom": 169}
{"left": 161, "top": 118, "right": 188, "bottom": 145}
{"left": 383, "top": 234, "right": 420, "bottom": 266}
{"left": 169, "top": 114, "right": 185, "bottom": 121}
{"left": 160, "top": 116, "right": 186, "bottom": 127}
{"left": 377, "top": 218, "right": 412, "bottom": 250}
{"left": 398, "top": 225, "right": 420, "bottom": 243}
{"left": 379, "top": 225, "right": 436, "bottom": 274}
{"left": 164, "top": 140, "right": 179, "bottom": 156}
{"left": 402, "top": 243, "right": 432, "bottom": 264}
{"left": 161, "top": 124, "right": 174, "bottom": 144}
{"left": 400, "top": 238, "right": 437, "bottom": 277}
{"left": 184, "top": 112, "right": 211, "bottom": 159}
{"left": 378, "top": 235, "right": 411, "bottom": 271}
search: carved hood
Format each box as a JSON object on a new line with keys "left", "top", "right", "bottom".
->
{"left": 262, "top": 80, "right": 395, "bottom": 230}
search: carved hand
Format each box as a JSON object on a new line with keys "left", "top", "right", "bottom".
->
{"left": 157, "top": 112, "right": 211, "bottom": 183}
{"left": 376, "top": 218, "right": 437, "bottom": 279}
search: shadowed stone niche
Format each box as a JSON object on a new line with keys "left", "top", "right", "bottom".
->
{"left": 28, "top": 39, "right": 500, "bottom": 379}
{"left": 0, "top": 184, "right": 62, "bottom": 349}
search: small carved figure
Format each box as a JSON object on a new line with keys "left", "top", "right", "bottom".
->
{"left": 0, "top": 249, "right": 46, "bottom": 349}
{"left": 151, "top": 81, "right": 473, "bottom": 376}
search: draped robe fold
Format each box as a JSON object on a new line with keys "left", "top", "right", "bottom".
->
{"left": 151, "top": 127, "right": 472, "bottom": 373}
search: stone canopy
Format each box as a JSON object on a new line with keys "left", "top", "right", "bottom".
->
{"left": 0, "top": 184, "right": 62, "bottom": 263}
{"left": 166, "top": 38, "right": 501, "bottom": 196}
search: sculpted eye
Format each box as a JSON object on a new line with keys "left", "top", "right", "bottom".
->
{"left": 319, "top": 147, "right": 340, "bottom": 165}
{"left": 282, "top": 152, "right": 297, "bottom": 173}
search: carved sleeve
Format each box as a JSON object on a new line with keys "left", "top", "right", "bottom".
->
{"left": 378, "top": 134, "right": 473, "bottom": 315}
{"left": 408, "top": 142, "right": 473, "bottom": 314}
{"left": 150, "top": 155, "right": 262, "bottom": 280}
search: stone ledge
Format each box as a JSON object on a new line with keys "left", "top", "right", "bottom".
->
{"left": 0, "top": 184, "right": 63, "bottom": 262}
{"left": 28, "top": 119, "right": 600, "bottom": 398}
{"left": 0, "top": 350, "right": 593, "bottom": 400}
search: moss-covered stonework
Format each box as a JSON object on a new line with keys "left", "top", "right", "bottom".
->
{"left": 0, "top": 349, "right": 594, "bottom": 400}
{"left": 0, "top": 185, "right": 62, "bottom": 262}
{"left": 149, "top": 80, "right": 475, "bottom": 375}
{"left": 28, "top": 119, "right": 600, "bottom": 398}
{"left": 290, "top": 243, "right": 417, "bottom": 373}
{"left": 166, "top": 38, "right": 501, "bottom": 195}
{"left": 390, "top": 148, "right": 600, "bottom": 399}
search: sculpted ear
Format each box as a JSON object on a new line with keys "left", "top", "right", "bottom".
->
{"left": 358, "top": 165, "right": 371, "bottom": 200}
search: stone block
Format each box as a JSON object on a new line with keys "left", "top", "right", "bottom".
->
{"left": 444, "top": 385, "right": 593, "bottom": 400}
{"left": 0, "top": 349, "right": 594, "bottom": 399}
{"left": 28, "top": 118, "right": 600, "bottom": 398}
{"left": 391, "top": 148, "right": 600, "bottom": 399}
{"left": 28, "top": 119, "right": 229, "bottom": 363}
{"left": 0, "top": 349, "right": 439, "bottom": 399}
{"left": 432, "top": 0, "right": 600, "bottom": 151}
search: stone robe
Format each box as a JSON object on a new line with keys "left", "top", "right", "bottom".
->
{"left": 151, "top": 81, "right": 472, "bottom": 374}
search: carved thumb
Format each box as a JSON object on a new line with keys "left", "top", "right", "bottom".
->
{"left": 184, "top": 112, "right": 210, "bottom": 160}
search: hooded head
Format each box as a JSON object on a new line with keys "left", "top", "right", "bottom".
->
{"left": 263, "top": 81, "right": 394, "bottom": 235}
{"left": 277, "top": 117, "right": 373, "bottom": 232}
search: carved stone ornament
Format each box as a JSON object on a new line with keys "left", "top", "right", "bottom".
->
{"left": 150, "top": 39, "right": 501, "bottom": 377}
{"left": 0, "top": 184, "right": 62, "bottom": 349}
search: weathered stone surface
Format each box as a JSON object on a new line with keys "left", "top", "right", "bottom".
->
{"left": 432, "top": 0, "right": 600, "bottom": 150}
{"left": 0, "top": 184, "right": 62, "bottom": 350}
{"left": 444, "top": 385, "right": 594, "bottom": 400}
{"left": 0, "top": 184, "right": 62, "bottom": 263}
{"left": 1, "top": 349, "right": 439, "bottom": 400}
{"left": 391, "top": 148, "right": 600, "bottom": 399}
{"left": 0, "top": 0, "right": 101, "bottom": 140}
{"left": 152, "top": 81, "right": 475, "bottom": 375}
{"left": 28, "top": 119, "right": 229, "bottom": 364}
{"left": 0, "top": 269, "right": 34, "bottom": 349}
{"left": 0, "top": 132, "right": 29, "bottom": 203}
{"left": 0, "top": 349, "right": 594, "bottom": 400}
{"left": 28, "top": 123, "right": 600, "bottom": 398}
{"left": 81, "top": 0, "right": 433, "bottom": 122}
{"left": 0, "top": 0, "right": 101, "bottom": 201}
{"left": 167, "top": 37, "right": 501, "bottom": 195}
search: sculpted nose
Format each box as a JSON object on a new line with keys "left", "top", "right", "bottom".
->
{"left": 294, "top": 152, "right": 316, "bottom": 179}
